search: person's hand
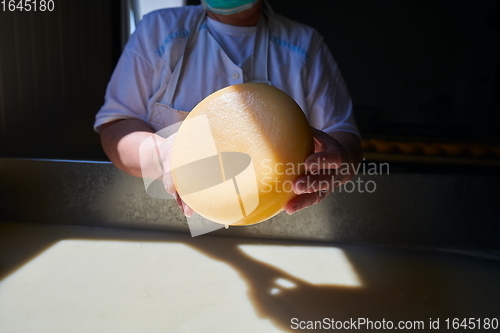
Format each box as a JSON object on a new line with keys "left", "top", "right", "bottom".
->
{"left": 157, "top": 133, "right": 194, "bottom": 217}
{"left": 285, "top": 127, "right": 355, "bottom": 215}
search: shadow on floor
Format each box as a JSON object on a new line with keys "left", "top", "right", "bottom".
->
{"left": 1, "top": 222, "right": 499, "bottom": 332}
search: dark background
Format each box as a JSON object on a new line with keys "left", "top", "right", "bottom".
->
{"left": 0, "top": 0, "right": 499, "bottom": 162}
{"left": 273, "top": 0, "right": 500, "bottom": 142}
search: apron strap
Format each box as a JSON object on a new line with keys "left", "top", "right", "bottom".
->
{"left": 250, "top": 13, "right": 269, "bottom": 84}
{"left": 162, "top": 11, "right": 206, "bottom": 107}
{"left": 161, "top": 8, "right": 272, "bottom": 107}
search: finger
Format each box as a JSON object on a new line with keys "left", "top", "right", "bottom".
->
{"left": 172, "top": 192, "right": 183, "bottom": 209}
{"left": 310, "top": 127, "right": 338, "bottom": 152}
{"left": 307, "top": 152, "right": 342, "bottom": 170}
{"left": 163, "top": 169, "right": 176, "bottom": 194}
{"left": 172, "top": 192, "right": 195, "bottom": 217}
{"left": 160, "top": 134, "right": 177, "bottom": 194}
{"left": 293, "top": 173, "right": 340, "bottom": 195}
{"left": 305, "top": 150, "right": 343, "bottom": 172}
{"left": 285, "top": 190, "right": 329, "bottom": 215}
{"left": 306, "top": 128, "right": 344, "bottom": 172}
{"left": 182, "top": 202, "right": 194, "bottom": 217}
{"left": 172, "top": 192, "right": 187, "bottom": 216}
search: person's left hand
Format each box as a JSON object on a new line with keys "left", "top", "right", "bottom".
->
{"left": 159, "top": 133, "right": 195, "bottom": 217}
{"left": 285, "top": 127, "right": 355, "bottom": 215}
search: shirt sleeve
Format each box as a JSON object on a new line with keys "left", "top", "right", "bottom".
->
{"left": 305, "top": 38, "right": 361, "bottom": 140}
{"left": 93, "top": 22, "right": 156, "bottom": 133}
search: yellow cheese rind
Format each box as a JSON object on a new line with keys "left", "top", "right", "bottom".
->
{"left": 171, "top": 83, "right": 314, "bottom": 226}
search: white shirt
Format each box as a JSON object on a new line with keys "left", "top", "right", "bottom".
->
{"left": 94, "top": 5, "right": 359, "bottom": 138}
{"left": 206, "top": 17, "right": 255, "bottom": 66}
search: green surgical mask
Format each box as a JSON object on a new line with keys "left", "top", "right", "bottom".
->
{"left": 201, "top": 0, "right": 260, "bottom": 15}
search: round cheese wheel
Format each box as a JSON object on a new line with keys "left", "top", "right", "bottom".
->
{"left": 171, "top": 83, "right": 314, "bottom": 226}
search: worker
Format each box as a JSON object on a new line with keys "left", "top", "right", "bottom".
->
{"left": 94, "top": 0, "right": 362, "bottom": 217}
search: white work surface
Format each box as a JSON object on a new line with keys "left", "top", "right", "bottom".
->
{"left": 0, "top": 222, "right": 499, "bottom": 332}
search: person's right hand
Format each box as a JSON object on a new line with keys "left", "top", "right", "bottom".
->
{"left": 158, "top": 133, "right": 194, "bottom": 217}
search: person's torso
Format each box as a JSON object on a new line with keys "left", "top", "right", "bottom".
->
{"left": 138, "top": 5, "right": 317, "bottom": 131}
